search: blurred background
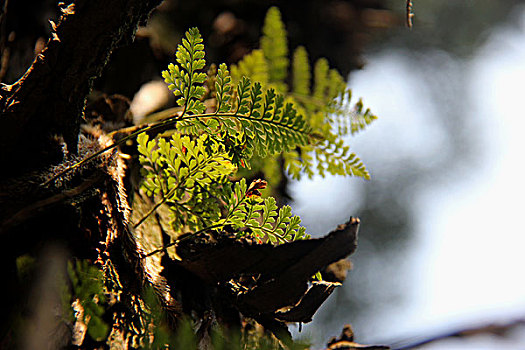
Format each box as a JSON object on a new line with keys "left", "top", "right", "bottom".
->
{"left": 290, "top": 1, "right": 525, "bottom": 348}
{"left": 4, "top": 0, "right": 525, "bottom": 348}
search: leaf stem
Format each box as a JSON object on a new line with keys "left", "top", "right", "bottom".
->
{"left": 41, "top": 110, "right": 311, "bottom": 187}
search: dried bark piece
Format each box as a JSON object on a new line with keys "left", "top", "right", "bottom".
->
{"left": 237, "top": 218, "right": 359, "bottom": 315}
{"left": 275, "top": 281, "right": 340, "bottom": 323}
{"left": 171, "top": 217, "right": 359, "bottom": 320}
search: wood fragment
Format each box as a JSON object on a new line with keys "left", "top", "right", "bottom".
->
{"left": 275, "top": 281, "right": 340, "bottom": 322}
{"left": 169, "top": 217, "right": 359, "bottom": 321}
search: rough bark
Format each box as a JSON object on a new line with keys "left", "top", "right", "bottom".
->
{"left": 0, "top": 0, "right": 162, "bottom": 175}
{"left": 0, "top": 0, "right": 162, "bottom": 346}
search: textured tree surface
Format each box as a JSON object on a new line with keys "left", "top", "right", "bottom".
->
{"left": 0, "top": 1, "right": 392, "bottom": 349}
{"left": 0, "top": 0, "right": 164, "bottom": 173}
{"left": 0, "top": 1, "right": 162, "bottom": 347}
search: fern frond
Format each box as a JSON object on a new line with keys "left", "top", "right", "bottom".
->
{"left": 215, "top": 63, "right": 233, "bottom": 113}
{"left": 312, "top": 58, "right": 331, "bottom": 104}
{"left": 326, "top": 68, "right": 347, "bottom": 104}
{"left": 179, "top": 75, "right": 311, "bottom": 163}
{"left": 158, "top": 27, "right": 310, "bottom": 168}
{"left": 335, "top": 96, "right": 378, "bottom": 136}
{"left": 231, "top": 49, "right": 269, "bottom": 86}
{"left": 221, "top": 179, "right": 310, "bottom": 243}
{"left": 260, "top": 6, "right": 289, "bottom": 91}
{"left": 137, "top": 132, "right": 236, "bottom": 231}
{"left": 67, "top": 260, "right": 109, "bottom": 341}
{"left": 287, "top": 55, "right": 376, "bottom": 179}
{"left": 292, "top": 46, "right": 311, "bottom": 96}
{"left": 159, "top": 22, "right": 370, "bottom": 183}
{"left": 162, "top": 27, "right": 207, "bottom": 115}
{"left": 350, "top": 98, "right": 377, "bottom": 134}
{"left": 314, "top": 140, "right": 370, "bottom": 179}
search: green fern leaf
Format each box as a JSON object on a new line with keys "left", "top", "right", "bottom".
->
{"left": 260, "top": 7, "right": 289, "bottom": 91}
{"left": 137, "top": 132, "right": 236, "bottom": 231}
{"left": 313, "top": 58, "right": 330, "bottom": 104}
{"left": 231, "top": 49, "right": 269, "bottom": 86}
{"left": 314, "top": 140, "right": 370, "bottom": 179}
{"left": 162, "top": 27, "right": 207, "bottom": 115}
{"left": 346, "top": 97, "right": 378, "bottom": 135}
{"left": 292, "top": 46, "right": 311, "bottom": 96}
{"left": 221, "top": 179, "right": 310, "bottom": 244}
{"left": 216, "top": 63, "right": 233, "bottom": 113}
{"left": 67, "top": 260, "right": 109, "bottom": 342}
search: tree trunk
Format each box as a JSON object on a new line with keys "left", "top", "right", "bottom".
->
{"left": 0, "top": 0, "right": 162, "bottom": 347}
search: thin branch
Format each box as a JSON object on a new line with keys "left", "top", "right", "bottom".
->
{"left": 391, "top": 318, "right": 525, "bottom": 350}
{"left": 406, "top": 0, "right": 414, "bottom": 29}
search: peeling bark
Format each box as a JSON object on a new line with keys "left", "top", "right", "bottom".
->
{"left": 167, "top": 218, "right": 359, "bottom": 325}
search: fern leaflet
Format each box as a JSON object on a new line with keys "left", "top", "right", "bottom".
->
{"left": 67, "top": 260, "right": 109, "bottom": 342}
{"left": 175, "top": 63, "right": 311, "bottom": 163}
{"left": 137, "top": 132, "right": 236, "bottom": 231}
{"left": 162, "top": 27, "right": 207, "bottom": 115}
{"left": 260, "top": 6, "right": 289, "bottom": 91}
{"left": 292, "top": 46, "right": 311, "bottom": 97}
{"left": 227, "top": 7, "right": 376, "bottom": 181}
{"left": 231, "top": 49, "right": 269, "bottom": 87}
{"left": 221, "top": 179, "right": 310, "bottom": 244}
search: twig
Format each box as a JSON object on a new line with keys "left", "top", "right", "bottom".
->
{"left": 390, "top": 318, "right": 525, "bottom": 350}
{"left": 406, "top": 0, "right": 414, "bottom": 29}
